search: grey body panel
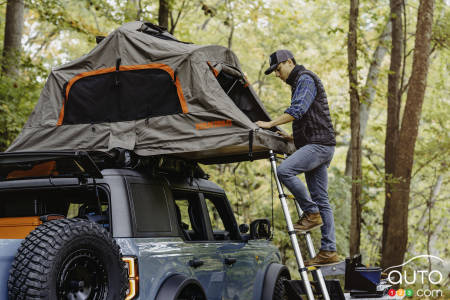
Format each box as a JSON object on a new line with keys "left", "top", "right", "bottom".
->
{"left": 0, "top": 240, "right": 22, "bottom": 299}
{"left": 116, "top": 237, "right": 281, "bottom": 300}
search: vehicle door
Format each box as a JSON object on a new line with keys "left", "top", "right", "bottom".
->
{"left": 202, "top": 192, "right": 266, "bottom": 300}
{"left": 170, "top": 189, "right": 225, "bottom": 300}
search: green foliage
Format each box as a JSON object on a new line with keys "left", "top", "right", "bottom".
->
{"left": 0, "top": 0, "right": 448, "bottom": 279}
{"left": 0, "top": 56, "right": 45, "bottom": 150}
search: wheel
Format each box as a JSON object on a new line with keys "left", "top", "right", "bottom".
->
{"left": 156, "top": 275, "right": 207, "bottom": 300}
{"left": 177, "top": 284, "right": 207, "bottom": 300}
{"left": 273, "top": 275, "right": 289, "bottom": 300}
{"left": 8, "top": 218, "right": 127, "bottom": 300}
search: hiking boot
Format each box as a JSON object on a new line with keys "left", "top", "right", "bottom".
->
{"left": 293, "top": 212, "right": 322, "bottom": 232}
{"left": 305, "top": 250, "right": 341, "bottom": 267}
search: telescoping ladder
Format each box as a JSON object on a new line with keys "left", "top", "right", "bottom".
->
{"left": 269, "top": 150, "right": 330, "bottom": 300}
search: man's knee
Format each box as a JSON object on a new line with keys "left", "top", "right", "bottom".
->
{"left": 317, "top": 201, "right": 332, "bottom": 212}
{"left": 277, "top": 166, "right": 289, "bottom": 181}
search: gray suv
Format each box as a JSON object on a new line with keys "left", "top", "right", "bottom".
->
{"left": 0, "top": 151, "right": 290, "bottom": 300}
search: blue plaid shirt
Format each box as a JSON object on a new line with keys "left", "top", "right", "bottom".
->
{"left": 284, "top": 74, "right": 317, "bottom": 120}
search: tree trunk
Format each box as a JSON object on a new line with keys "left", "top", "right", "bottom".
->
{"left": 381, "top": 0, "right": 403, "bottom": 267}
{"left": 345, "top": 21, "right": 391, "bottom": 176}
{"left": 159, "top": 0, "right": 170, "bottom": 29}
{"left": 348, "top": 0, "right": 361, "bottom": 256}
{"left": 2, "top": 0, "right": 25, "bottom": 76}
{"left": 381, "top": 0, "right": 435, "bottom": 269}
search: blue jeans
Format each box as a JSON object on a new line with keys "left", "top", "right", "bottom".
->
{"left": 277, "top": 144, "right": 336, "bottom": 251}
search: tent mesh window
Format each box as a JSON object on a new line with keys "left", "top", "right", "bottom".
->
{"left": 213, "top": 65, "right": 268, "bottom": 123}
{"left": 63, "top": 68, "right": 182, "bottom": 125}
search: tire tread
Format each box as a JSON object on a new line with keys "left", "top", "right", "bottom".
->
{"left": 8, "top": 218, "right": 127, "bottom": 300}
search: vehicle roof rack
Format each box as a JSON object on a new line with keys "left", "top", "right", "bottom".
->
{"left": 139, "top": 155, "right": 209, "bottom": 179}
{"left": 0, "top": 151, "right": 103, "bottom": 181}
{"left": 90, "top": 148, "right": 208, "bottom": 179}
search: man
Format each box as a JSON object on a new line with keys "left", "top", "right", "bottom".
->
{"left": 255, "top": 50, "right": 339, "bottom": 266}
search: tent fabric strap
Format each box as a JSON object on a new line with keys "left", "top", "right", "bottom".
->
{"left": 248, "top": 130, "right": 254, "bottom": 161}
{"left": 115, "top": 57, "right": 121, "bottom": 87}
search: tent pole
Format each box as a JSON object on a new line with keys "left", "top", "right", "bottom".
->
{"left": 269, "top": 150, "right": 315, "bottom": 300}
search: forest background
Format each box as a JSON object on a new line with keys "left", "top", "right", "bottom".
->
{"left": 0, "top": 0, "right": 448, "bottom": 297}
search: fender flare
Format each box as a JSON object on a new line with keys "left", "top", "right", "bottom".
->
{"left": 155, "top": 274, "right": 206, "bottom": 300}
{"left": 261, "top": 263, "right": 291, "bottom": 300}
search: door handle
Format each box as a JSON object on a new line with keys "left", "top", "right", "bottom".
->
{"left": 224, "top": 257, "right": 237, "bottom": 265}
{"left": 189, "top": 259, "right": 204, "bottom": 268}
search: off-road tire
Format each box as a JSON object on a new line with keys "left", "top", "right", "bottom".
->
{"left": 177, "top": 285, "right": 207, "bottom": 300}
{"left": 273, "top": 275, "right": 289, "bottom": 300}
{"left": 8, "top": 218, "right": 127, "bottom": 300}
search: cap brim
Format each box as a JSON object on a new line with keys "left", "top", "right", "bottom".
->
{"left": 264, "top": 64, "right": 277, "bottom": 75}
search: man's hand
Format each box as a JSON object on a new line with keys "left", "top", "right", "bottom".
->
{"left": 255, "top": 121, "right": 273, "bottom": 129}
{"left": 276, "top": 131, "right": 294, "bottom": 141}
{"left": 256, "top": 114, "right": 294, "bottom": 129}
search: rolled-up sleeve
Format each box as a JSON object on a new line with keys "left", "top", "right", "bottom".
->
{"left": 284, "top": 74, "right": 317, "bottom": 120}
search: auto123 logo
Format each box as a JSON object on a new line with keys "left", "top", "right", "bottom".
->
{"left": 383, "top": 255, "right": 446, "bottom": 298}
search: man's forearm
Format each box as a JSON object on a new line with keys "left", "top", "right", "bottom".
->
{"left": 255, "top": 113, "right": 295, "bottom": 129}
{"left": 269, "top": 113, "right": 295, "bottom": 127}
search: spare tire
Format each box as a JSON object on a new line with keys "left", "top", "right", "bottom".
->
{"left": 8, "top": 218, "right": 127, "bottom": 300}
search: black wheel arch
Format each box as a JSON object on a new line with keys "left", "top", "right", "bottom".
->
{"left": 262, "top": 263, "right": 291, "bottom": 300}
{"left": 155, "top": 274, "right": 206, "bottom": 300}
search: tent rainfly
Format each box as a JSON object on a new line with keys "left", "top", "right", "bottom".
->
{"left": 7, "top": 22, "right": 295, "bottom": 163}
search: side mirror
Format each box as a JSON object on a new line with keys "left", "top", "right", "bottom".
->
{"left": 239, "top": 223, "right": 249, "bottom": 234}
{"left": 250, "top": 219, "right": 271, "bottom": 240}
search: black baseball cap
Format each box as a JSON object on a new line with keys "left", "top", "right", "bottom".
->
{"left": 264, "top": 49, "right": 295, "bottom": 75}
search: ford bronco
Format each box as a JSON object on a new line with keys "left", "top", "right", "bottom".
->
{"left": 0, "top": 151, "right": 290, "bottom": 300}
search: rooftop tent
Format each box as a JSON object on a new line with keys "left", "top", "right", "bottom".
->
{"left": 7, "top": 21, "right": 295, "bottom": 163}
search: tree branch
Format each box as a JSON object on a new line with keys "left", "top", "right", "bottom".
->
{"left": 399, "top": 0, "right": 407, "bottom": 105}
{"left": 169, "top": 0, "right": 187, "bottom": 34}
{"left": 412, "top": 151, "right": 442, "bottom": 178}
{"left": 363, "top": 148, "right": 383, "bottom": 175}
{"left": 136, "top": 0, "right": 142, "bottom": 21}
{"left": 225, "top": 0, "right": 235, "bottom": 49}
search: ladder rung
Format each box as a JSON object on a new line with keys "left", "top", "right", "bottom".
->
{"left": 297, "top": 231, "right": 311, "bottom": 235}
{"left": 285, "top": 228, "right": 312, "bottom": 235}
{"left": 275, "top": 153, "right": 286, "bottom": 159}
{"left": 299, "top": 266, "right": 319, "bottom": 272}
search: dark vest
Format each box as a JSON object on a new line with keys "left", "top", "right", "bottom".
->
{"left": 288, "top": 66, "right": 336, "bottom": 149}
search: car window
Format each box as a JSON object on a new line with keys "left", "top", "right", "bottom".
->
{"left": 129, "top": 183, "right": 172, "bottom": 233}
{"left": 172, "top": 191, "right": 208, "bottom": 241}
{"left": 203, "top": 193, "right": 240, "bottom": 241}
{"left": 0, "top": 187, "right": 111, "bottom": 240}
{"left": 205, "top": 198, "right": 226, "bottom": 232}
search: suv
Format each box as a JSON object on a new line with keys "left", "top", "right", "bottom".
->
{"left": 0, "top": 151, "right": 290, "bottom": 300}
